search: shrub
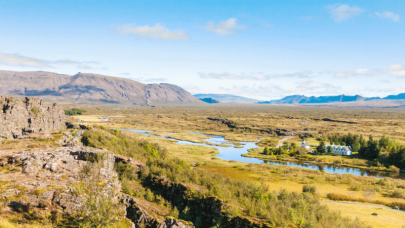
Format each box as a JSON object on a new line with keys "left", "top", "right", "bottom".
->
{"left": 302, "top": 185, "right": 316, "bottom": 195}
{"left": 64, "top": 108, "right": 86, "bottom": 116}
{"left": 389, "top": 189, "right": 405, "bottom": 199}
{"left": 78, "top": 163, "right": 124, "bottom": 227}
{"left": 389, "top": 165, "right": 400, "bottom": 173}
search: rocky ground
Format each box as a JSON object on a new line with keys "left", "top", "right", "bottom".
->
{"left": 0, "top": 131, "right": 194, "bottom": 228}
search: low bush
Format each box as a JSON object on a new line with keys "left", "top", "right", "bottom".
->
{"left": 302, "top": 185, "right": 317, "bottom": 195}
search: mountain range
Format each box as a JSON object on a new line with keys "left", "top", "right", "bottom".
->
{"left": 260, "top": 94, "right": 405, "bottom": 104}
{"left": 193, "top": 94, "right": 259, "bottom": 104}
{"left": 0, "top": 70, "right": 200, "bottom": 105}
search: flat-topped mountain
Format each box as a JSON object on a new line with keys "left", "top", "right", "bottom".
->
{"left": 260, "top": 93, "right": 405, "bottom": 105}
{"left": 260, "top": 95, "right": 365, "bottom": 104}
{"left": 0, "top": 70, "right": 201, "bottom": 105}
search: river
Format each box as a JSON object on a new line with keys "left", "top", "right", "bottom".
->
{"left": 121, "top": 129, "right": 405, "bottom": 180}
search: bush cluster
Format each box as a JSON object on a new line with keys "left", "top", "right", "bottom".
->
{"left": 64, "top": 108, "right": 86, "bottom": 116}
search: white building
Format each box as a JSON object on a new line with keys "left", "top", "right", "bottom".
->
{"left": 325, "top": 145, "right": 352, "bottom": 156}
{"left": 300, "top": 139, "right": 311, "bottom": 150}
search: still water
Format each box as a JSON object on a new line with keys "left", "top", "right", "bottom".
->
{"left": 121, "top": 129, "right": 405, "bottom": 180}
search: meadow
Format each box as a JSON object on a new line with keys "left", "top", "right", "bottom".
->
{"left": 63, "top": 104, "right": 405, "bottom": 227}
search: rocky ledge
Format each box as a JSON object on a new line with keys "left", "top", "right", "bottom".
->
{"left": 0, "top": 147, "right": 118, "bottom": 215}
{"left": 0, "top": 96, "right": 65, "bottom": 140}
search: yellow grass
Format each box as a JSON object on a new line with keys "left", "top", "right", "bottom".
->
{"left": 324, "top": 201, "right": 405, "bottom": 228}
{"left": 0, "top": 216, "right": 52, "bottom": 228}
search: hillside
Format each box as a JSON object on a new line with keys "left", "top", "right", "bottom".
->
{"left": 0, "top": 70, "right": 201, "bottom": 105}
{"left": 194, "top": 94, "right": 259, "bottom": 104}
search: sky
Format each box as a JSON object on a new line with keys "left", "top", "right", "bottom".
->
{"left": 0, "top": 0, "right": 404, "bottom": 100}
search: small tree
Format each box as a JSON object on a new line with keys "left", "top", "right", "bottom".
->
{"left": 316, "top": 141, "right": 326, "bottom": 155}
{"left": 327, "top": 145, "right": 334, "bottom": 154}
{"left": 263, "top": 147, "right": 269, "bottom": 155}
{"left": 79, "top": 161, "right": 124, "bottom": 227}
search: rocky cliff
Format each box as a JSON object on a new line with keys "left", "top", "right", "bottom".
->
{"left": 0, "top": 96, "right": 65, "bottom": 140}
{"left": 0, "top": 147, "right": 118, "bottom": 215}
{"left": 0, "top": 70, "right": 201, "bottom": 105}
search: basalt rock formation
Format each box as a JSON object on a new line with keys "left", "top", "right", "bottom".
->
{"left": 0, "top": 96, "right": 65, "bottom": 139}
{"left": 0, "top": 147, "right": 119, "bottom": 215}
{"left": 145, "top": 175, "right": 275, "bottom": 228}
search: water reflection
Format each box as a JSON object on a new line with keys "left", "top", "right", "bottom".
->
{"left": 120, "top": 129, "right": 405, "bottom": 180}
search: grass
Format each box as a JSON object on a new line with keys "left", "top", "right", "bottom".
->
{"left": 324, "top": 201, "right": 405, "bottom": 228}
{"left": 122, "top": 128, "right": 405, "bottom": 207}
{"left": 61, "top": 105, "right": 405, "bottom": 227}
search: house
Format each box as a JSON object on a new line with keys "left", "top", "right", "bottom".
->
{"left": 325, "top": 144, "right": 352, "bottom": 156}
{"left": 300, "top": 139, "right": 310, "bottom": 150}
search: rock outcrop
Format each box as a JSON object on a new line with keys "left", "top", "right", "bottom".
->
{"left": 145, "top": 175, "right": 276, "bottom": 228}
{"left": 0, "top": 147, "right": 118, "bottom": 215}
{"left": 0, "top": 96, "right": 65, "bottom": 139}
{"left": 121, "top": 196, "right": 194, "bottom": 228}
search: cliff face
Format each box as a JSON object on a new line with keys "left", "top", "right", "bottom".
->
{"left": 0, "top": 147, "right": 119, "bottom": 215}
{"left": 0, "top": 96, "right": 65, "bottom": 139}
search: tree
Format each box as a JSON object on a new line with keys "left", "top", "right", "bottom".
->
{"left": 359, "top": 136, "right": 380, "bottom": 160}
{"left": 79, "top": 161, "right": 123, "bottom": 227}
{"left": 379, "top": 135, "right": 390, "bottom": 149}
{"left": 327, "top": 145, "right": 333, "bottom": 154}
{"left": 316, "top": 141, "right": 326, "bottom": 155}
{"left": 352, "top": 141, "right": 361, "bottom": 152}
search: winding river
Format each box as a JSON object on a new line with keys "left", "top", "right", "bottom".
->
{"left": 121, "top": 129, "right": 405, "bottom": 180}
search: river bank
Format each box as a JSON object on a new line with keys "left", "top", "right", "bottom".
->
{"left": 243, "top": 149, "right": 405, "bottom": 179}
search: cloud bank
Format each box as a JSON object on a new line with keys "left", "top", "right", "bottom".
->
{"left": 375, "top": 11, "right": 400, "bottom": 21}
{"left": 327, "top": 4, "right": 364, "bottom": 22}
{"left": 0, "top": 53, "right": 96, "bottom": 69}
{"left": 199, "top": 71, "right": 312, "bottom": 80}
{"left": 116, "top": 23, "right": 189, "bottom": 40}
{"left": 203, "top": 18, "right": 246, "bottom": 35}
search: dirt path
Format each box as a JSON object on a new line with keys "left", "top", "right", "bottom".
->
{"left": 276, "top": 136, "right": 294, "bottom": 148}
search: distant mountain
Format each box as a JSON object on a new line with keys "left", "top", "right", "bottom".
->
{"left": 199, "top": 98, "right": 220, "bottom": 104}
{"left": 383, "top": 93, "right": 405, "bottom": 100}
{"left": 261, "top": 93, "right": 405, "bottom": 105}
{"left": 194, "top": 94, "right": 259, "bottom": 104}
{"left": 260, "top": 95, "right": 366, "bottom": 104}
{"left": 0, "top": 70, "right": 201, "bottom": 105}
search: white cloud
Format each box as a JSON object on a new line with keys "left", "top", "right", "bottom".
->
{"left": 199, "top": 71, "right": 312, "bottom": 80}
{"left": 116, "top": 23, "right": 188, "bottom": 40}
{"left": 0, "top": 53, "right": 97, "bottom": 69}
{"left": 200, "top": 73, "right": 270, "bottom": 80}
{"left": 127, "top": 76, "right": 168, "bottom": 83}
{"left": 77, "top": 64, "right": 93, "bottom": 70}
{"left": 0, "top": 53, "right": 51, "bottom": 67}
{"left": 335, "top": 69, "right": 370, "bottom": 77}
{"left": 334, "top": 65, "right": 405, "bottom": 77}
{"left": 327, "top": 4, "right": 364, "bottom": 22}
{"left": 203, "top": 18, "right": 246, "bottom": 35}
{"left": 385, "top": 65, "right": 405, "bottom": 76}
{"left": 375, "top": 11, "right": 400, "bottom": 22}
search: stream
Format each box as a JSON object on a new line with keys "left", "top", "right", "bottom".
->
{"left": 121, "top": 129, "right": 405, "bottom": 180}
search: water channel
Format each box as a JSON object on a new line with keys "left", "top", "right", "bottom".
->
{"left": 121, "top": 128, "right": 405, "bottom": 180}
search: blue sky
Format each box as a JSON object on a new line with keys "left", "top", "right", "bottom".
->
{"left": 0, "top": 0, "right": 404, "bottom": 100}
